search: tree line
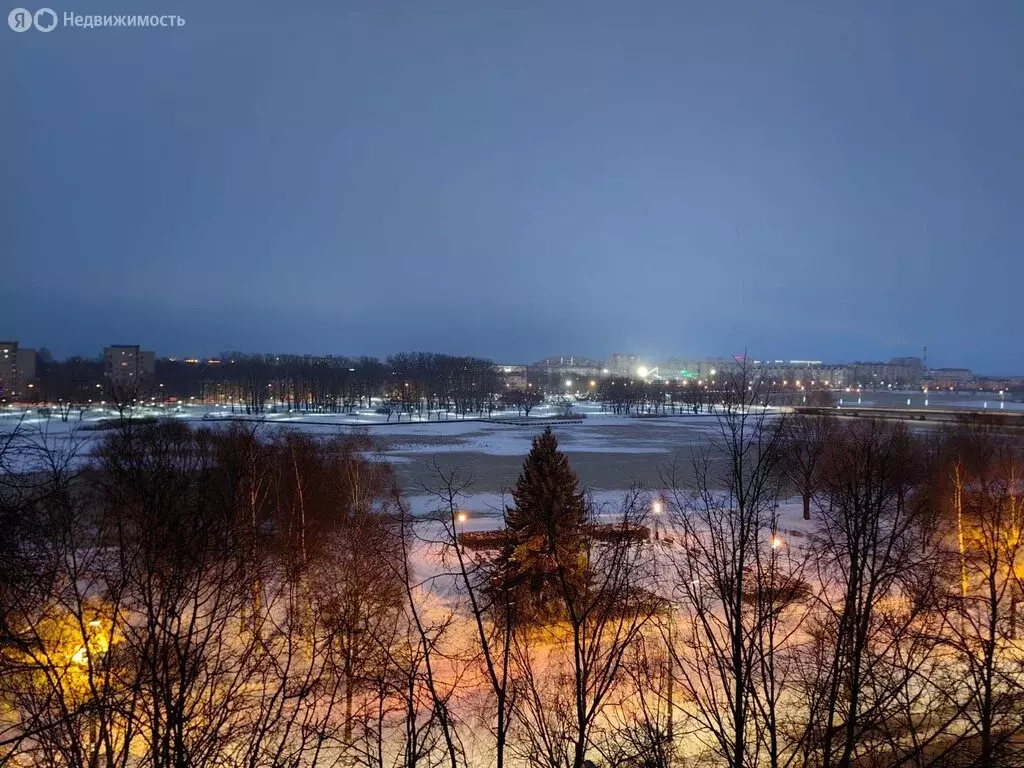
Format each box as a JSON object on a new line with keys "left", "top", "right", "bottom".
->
{"left": 25, "top": 354, "right": 840, "bottom": 423}
{"left": 596, "top": 376, "right": 833, "bottom": 416}
{"left": 28, "top": 352, "right": 515, "bottom": 420}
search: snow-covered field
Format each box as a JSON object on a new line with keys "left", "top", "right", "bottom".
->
{"left": 0, "top": 403, "right": 729, "bottom": 488}
{"left": 6, "top": 392, "right": 1017, "bottom": 493}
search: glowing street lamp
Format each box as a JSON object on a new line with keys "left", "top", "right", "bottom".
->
{"left": 71, "top": 617, "right": 109, "bottom": 668}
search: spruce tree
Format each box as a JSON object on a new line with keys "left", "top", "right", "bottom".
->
{"left": 492, "top": 427, "right": 590, "bottom": 624}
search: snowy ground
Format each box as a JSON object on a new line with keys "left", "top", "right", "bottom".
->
{"left": 0, "top": 403, "right": 729, "bottom": 489}
{"left": 6, "top": 391, "right": 1016, "bottom": 492}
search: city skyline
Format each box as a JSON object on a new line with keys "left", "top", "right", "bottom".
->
{"left": 0, "top": 335, "right": 1011, "bottom": 377}
{"left": 3, "top": 334, "right": 1017, "bottom": 385}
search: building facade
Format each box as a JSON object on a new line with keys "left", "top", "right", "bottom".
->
{"left": 608, "top": 353, "right": 640, "bottom": 377}
{"left": 850, "top": 357, "right": 924, "bottom": 388}
{"left": 495, "top": 364, "right": 528, "bottom": 390}
{"left": 0, "top": 341, "right": 36, "bottom": 401}
{"left": 926, "top": 368, "right": 974, "bottom": 389}
{"left": 104, "top": 345, "right": 156, "bottom": 396}
{"left": 749, "top": 360, "right": 852, "bottom": 388}
{"left": 531, "top": 356, "right": 604, "bottom": 379}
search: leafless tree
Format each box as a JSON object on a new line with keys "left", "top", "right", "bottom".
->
{"left": 0, "top": 422, "right": 405, "bottom": 768}
{"left": 794, "top": 419, "right": 943, "bottom": 768}
{"left": 929, "top": 425, "right": 1024, "bottom": 767}
{"left": 424, "top": 464, "right": 518, "bottom": 768}
{"left": 662, "top": 361, "right": 802, "bottom": 768}
{"left": 781, "top": 414, "right": 835, "bottom": 520}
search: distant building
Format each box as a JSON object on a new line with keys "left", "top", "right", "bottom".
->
{"left": 927, "top": 367, "right": 974, "bottom": 389}
{"left": 532, "top": 356, "right": 604, "bottom": 377}
{"left": 0, "top": 341, "right": 36, "bottom": 401}
{"left": 104, "top": 345, "right": 155, "bottom": 397}
{"left": 850, "top": 357, "right": 924, "bottom": 388}
{"left": 888, "top": 356, "right": 925, "bottom": 384}
{"left": 529, "top": 356, "right": 604, "bottom": 389}
{"left": 609, "top": 353, "right": 640, "bottom": 377}
{"left": 749, "top": 360, "right": 852, "bottom": 388}
{"left": 658, "top": 358, "right": 732, "bottom": 382}
{"left": 495, "top": 364, "right": 528, "bottom": 390}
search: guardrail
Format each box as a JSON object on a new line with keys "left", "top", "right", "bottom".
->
{"left": 794, "top": 405, "right": 1024, "bottom": 427}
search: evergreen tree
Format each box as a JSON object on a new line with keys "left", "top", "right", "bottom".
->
{"left": 492, "top": 427, "right": 590, "bottom": 624}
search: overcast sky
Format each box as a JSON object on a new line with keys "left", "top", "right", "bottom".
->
{"left": 4, "top": 2, "right": 1023, "bottom": 372}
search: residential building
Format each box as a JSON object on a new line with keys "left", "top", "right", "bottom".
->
{"left": 529, "top": 356, "right": 604, "bottom": 389}
{"left": 495, "top": 364, "right": 528, "bottom": 390}
{"left": 608, "top": 353, "right": 640, "bottom": 377}
{"left": 750, "top": 360, "right": 852, "bottom": 388}
{"left": 104, "top": 345, "right": 156, "bottom": 396}
{"left": 926, "top": 367, "right": 975, "bottom": 389}
{"left": 0, "top": 341, "right": 36, "bottom": 400}
{"left": 850, "top": 357, "right": 924, "bottom": 388}
{"left": 531, "top": 356, "right": 604, "bottom": 378}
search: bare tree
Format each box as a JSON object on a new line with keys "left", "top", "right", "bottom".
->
{"left": 796, "top": 419, "right": 942, "bottom": 768}
{"left": 781, "top": 413, "right": 834, "bottom": 520}
{"left": 0, "top": 422, "right": 403, "bottom": 768}
{"left": 932, "top": 425, "right": 1024, "bottom": 766}
{"left": 662, "top": 361, "right": 799, "bottom": 768}
{"left": 425, "top": 464, "right": 518, "bottom": 768}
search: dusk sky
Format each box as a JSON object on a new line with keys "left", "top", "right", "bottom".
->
{"left": 4, "top": 2, "right": 1023, "bottom": 373}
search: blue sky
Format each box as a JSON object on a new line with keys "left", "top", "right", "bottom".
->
{"left": 3, "top": 2, "right": 1023, "bottom": 372}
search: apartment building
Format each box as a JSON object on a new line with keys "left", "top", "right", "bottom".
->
{"left": 0, "top": 341, "right": 37, "bottom": 400}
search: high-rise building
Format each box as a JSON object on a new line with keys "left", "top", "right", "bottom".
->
{"left": 0, "top": 341, "right": 36, "bottom": 401}
{"left": 103, "top": 345, "right": 155, "bottom": 396}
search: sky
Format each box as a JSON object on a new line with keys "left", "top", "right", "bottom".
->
{"left": 3, "top": 2, "right": 1023, "bottom": 373}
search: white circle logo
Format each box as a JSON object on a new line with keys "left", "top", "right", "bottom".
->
{"left": 8, "top": 7, "right": 33, "bottom": 30}
{"left": 33, "top": 7, "right": 57, "bottom": 30}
